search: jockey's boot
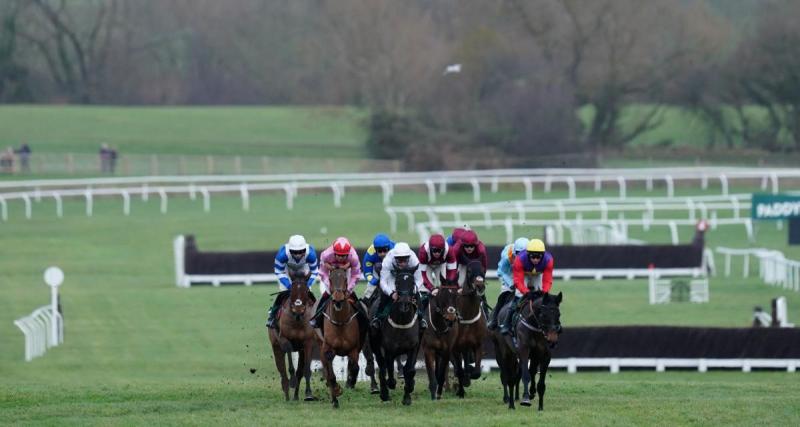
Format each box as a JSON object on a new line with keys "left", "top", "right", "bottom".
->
{"left": 371, "top": 293, "right": 391, "bottom": 329}
{"left": 480, "top": 294, "right": 491, "bottom": 322}
{"left": 309, "top": 293, "right": 330, "bottom": 329}
{"left": 265, "top": 305, "right": 278, "bottom": 329}
{"left": 500, "top": 299, "right": 518, "bottom": 335}
{"left": 418, "top": 293, "right": 428, "bottom": 330}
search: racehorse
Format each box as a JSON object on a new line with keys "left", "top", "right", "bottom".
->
{"left": 316, "top": 267, "right": 367, "bottom": 408}
{"left": 421, "top": 284, "right": 459, "bottom": 400}
{"left": 370, "top": 267, "right": 421, "bottom": 405}
{"left": 268, "top": 271, "right": 316, "bottom": 401}
{"left": 452, "top": 260, "right": 488, "bottom": 398}
{"left": 511, "top": 291, "right": 563, "bottom": 410}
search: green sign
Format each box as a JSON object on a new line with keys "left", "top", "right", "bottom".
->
{"left": 752, "top": 193, "right": 800, "bottom": 220}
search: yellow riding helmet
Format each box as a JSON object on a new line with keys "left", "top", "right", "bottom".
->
{"left": 526, "top": 239, "right": 545, "bottom": 253}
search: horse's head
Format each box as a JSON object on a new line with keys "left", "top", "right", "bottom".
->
{"left": 463, "top": 260, "right": 486, "bottom": 297}
{"left": 394, "top": 267, "right": 417, "bottom": 314}
{"left": 533, "top": 292, "right": 563, "bottom": 345}
{"left": 329, "top": 268, "right": 349, "bottom": 311}
{"left": 288, "top": 271, "right": 311, "bottom": 318}
{"left": 433, "top": 285, "right": 459, "bottom": 325}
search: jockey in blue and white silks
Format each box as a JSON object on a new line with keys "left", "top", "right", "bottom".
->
{"left": 488, "top": 237, "right": 528, "bottom": 330}
{"left": 361, "top": 233, "right": 395, "bottom": 300}
{"left": 266, "top": 235, "right": 318, "bottom": 329}
{"left": 274, "top": 236, "right": 319, "bottom": 291}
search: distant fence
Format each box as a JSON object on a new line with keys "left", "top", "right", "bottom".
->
{"left": 174, "top": 231, "right": 709, "bottom": 287}
{"left": 0, "top": 152, "right": 402, "bottom": 176}
{"left": 716, "top": 247, "right": 800, "bottom": 292}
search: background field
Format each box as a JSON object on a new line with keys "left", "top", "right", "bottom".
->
{"left": 2, "top": 105, "right": 799, "bottom": 177}
{"left": 2, "top": 183, "right": 799, "bottom": 425}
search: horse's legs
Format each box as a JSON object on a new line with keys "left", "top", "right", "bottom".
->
{"left": 346, "top": 348, "right": 360, "bottom": 389}
{"left": 288, "top": 351, "right": 297, "bottom": 389}
{"left": 471, "top": 344, "right": 484, "bottom": 380}
{"left": 402, "top": 347, "right": 418, "bottom": 406}
{"left": 387, "top": 354, "right": 397, "bottom": 390}
{"left": 537, "top": 355, "right": 550, "bottom": 411}
{"left": 321, "top": 345, "right": 341, "bottom": 408}
{"left": 303, "top": 340, "right": 315, "bottom": 401}
{"left": 451, "top": 352, "right": 466, "bottom": 398}
{"left": 519, "top": 346, "right": 532, "bottom": 407}
{"left": 363, "top": 340, "right": 379, "bottom": 394}
{"left": 424, "top": 347, "right": 437, "bottom": 400}
{"left": 462, "top": 350, "right": 473, "bottom": 388}
{"left": 435, "top": 351, "right": 450, "bottom": 400}
{"left": 271, "top": 344, "right": 290, "bottom": 401}
{"left": 293, "top": 349, "right": 304, "bottom": 401}
{"left": 372, "top": 336, "right": 390, "bottom": 402}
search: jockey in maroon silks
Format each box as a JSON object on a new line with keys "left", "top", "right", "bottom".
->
{"left": 418, "top": 234, "right": 458, "bottom": 292}
{"left": 501, "top": 238, "right": 555, "bottom": 335}
{"left": 451, "top": 229, "right": 490, "bottom": 317}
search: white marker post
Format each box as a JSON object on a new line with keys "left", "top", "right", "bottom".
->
{"left": 43, "top": 267, "right": 64, "bottom": 345}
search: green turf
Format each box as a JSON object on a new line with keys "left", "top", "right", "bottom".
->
{"left": 0, "top": 105, "right": 367, "bottom": 157}
{"left": 2, "top": 187, "right": 798, "bottom": 425}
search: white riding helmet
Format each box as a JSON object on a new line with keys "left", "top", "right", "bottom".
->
{"left": 513, "top": 237, "right": 529, "bottom": 254}
{"left": 393, "top": 242, "right": 413, "bottom": 258}
{"left": 286, "top": 235, "right": 309, "bottom": 253}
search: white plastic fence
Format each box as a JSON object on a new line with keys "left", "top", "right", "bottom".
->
{"left": 648, "top": 274, "right": 710, "bottom": 304}
{"left": 414, "top": 218, "right": 753, "bottom": 246}
{"left": 14, "top": 306, "right": 63, "bottom": 362}
{"left": 2, "top": 167, "right": 798, "bottom": 221}
{"left": 387, "top": 193, "right": 753, "bottom": 234}
{"left": 716, "top": 247, "right": 800, "bottom": 292}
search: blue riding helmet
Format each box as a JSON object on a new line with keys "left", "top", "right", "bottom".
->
{"left": 373, "top": 233, "right": 392, "bottom": 250}
{"left": 513, "top": 237, "right": 529, "bottom": 254}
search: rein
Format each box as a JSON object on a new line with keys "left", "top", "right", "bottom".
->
{"left": 427, "top": 300, "right": 452, "bottom": 334}
{"left": 323, "top": 310, "right": 358, "bottom": 327}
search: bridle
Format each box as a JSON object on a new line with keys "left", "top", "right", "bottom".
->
{"left": 428, "top": 286, "right": 457, "bottom": 334}
{"left": 325, "top": 269, "right": 357, "bottom": 327}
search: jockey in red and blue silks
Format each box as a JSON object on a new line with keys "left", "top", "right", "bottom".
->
{"left": 487, "top": 237, "right": 528, "bottom": 330}
{"left": 266, "top": 234, "right": 319, "bottom": 329}
{"left": 501, "top": 238, "right": 554, "bottom": 335}
{"left": 361, "top": 233, "right": 395, "bottom": 300}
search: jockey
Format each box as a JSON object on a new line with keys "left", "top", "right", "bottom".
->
{"left": 371, "top": 242, "right": 428, "bottom": 330}
{"left": 310, "top": 237, "right": 362, "bottom": 329}
{"left": 361, "top": 233, "right": 395, "bottom": 300}
{"left": 501, "top": 238, "right": 555, "bottom": 335}
{"left": 451, "top": 229, "right": 490, "bottom": 317}
{"left": 446, "top": 226, "right": 470, "bottom": 247}
{"left": 487, "top": 237, "right": 528, "bottom": 330}
{"left": 267, "top": 234, "right": 318, "bottom": 329}
{"left": 418, "top": 234, "right": 457, "bottom": 291}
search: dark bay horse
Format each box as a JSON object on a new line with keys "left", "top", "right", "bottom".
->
{"left": 422, "top": 284, "right": 459, "bottom": 400}
{"left": 268, "top": 272, "right": 316, "bottom": 401}
{"left": 317, "top": 268, "right": 366, "bottom": 408}
{"left": 515, "top": 291, "right": 562, "bottom": 410}
{"left": 370, "top": 267, "right": 421, "bottom": 405}
{"left": 452, "top": 260, "right": 488, "bottom": 398}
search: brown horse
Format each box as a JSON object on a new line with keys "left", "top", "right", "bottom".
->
{"left": 316, "top": 267, "right": 366, "bottom": 408}
{"left": 422, "top": 285, "right": 459, "bottom": 400}
{"left": 268, "top": 271, "right": 316, "bottom": 401}
{"left": 515, "top": 291, "right": 562, "bottom": 410}
{"left": 452, "top": 260, "right": 488, "bottom": 398}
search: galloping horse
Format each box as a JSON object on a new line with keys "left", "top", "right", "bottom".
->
{"left": 422, "top": 284, "right": 459, "bottom": 400}
{"left": 370, "top": 267, "right": 421, "bottom": 405}
{"left": 452, "top": 260, "right": 488, "bottom": 398}
{"left": 513, "top": 291, "right": 563, "bottom": 410}
{"left": 317, "top": 268, "right": 366, "bottom": 408}
{"left": 268, "top": 271, "right": 316, "bottom": 401}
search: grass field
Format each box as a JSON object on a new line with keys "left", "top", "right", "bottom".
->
{"left": 0, "top": 106, "right": 367, "bottom": 157}
{"left": 1, "top": 105, "right": 796, "bottom": 178}
{"left": 2, "top": 184, "right": 799, "bottom": 425}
